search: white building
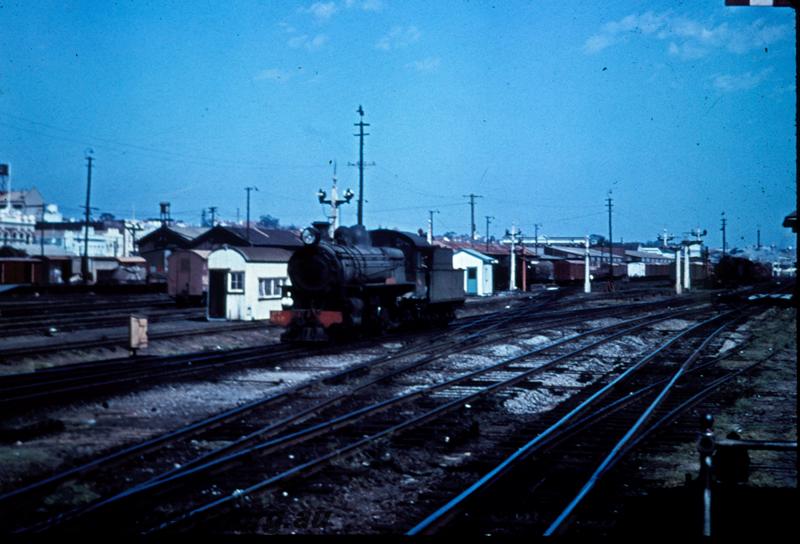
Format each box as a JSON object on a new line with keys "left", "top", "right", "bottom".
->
{"left": 0, "top": 182, "right": 158, "bottom": 258}
{"left": 0, "top": 207, "right": 38, "bottom": 247}
{"left": 453, "top": 248, "right": 497, "bottom": 296}
{"left": 33, "top": 219, "right": 158, "bottom": 258}
{"left": 207, "top": 246, "right": 292, "bottom": 321}
{"left": 0, "top": 187, "right": 64, "bottom": 251}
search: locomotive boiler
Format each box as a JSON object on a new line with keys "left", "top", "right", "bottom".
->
{"left": 270, "top": 223, "right": 465, "bottom": 342}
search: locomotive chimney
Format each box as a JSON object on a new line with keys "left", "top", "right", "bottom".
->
{"left": 312, "top": 221, "right": 332, "bottom": 241}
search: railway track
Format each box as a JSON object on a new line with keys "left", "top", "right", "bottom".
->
{"left": 0, "top": 294, "right": 556, "bottom": 530}
{"left": 0, "top": 294, "right": 173, "bottom": 319}
{"left": 0, "top": 319, "right": 268, "bottom": 362}
{"left": 0, "top": 306, "right": 205, "bottom": 338}
{"left": 0, "top": 341, "right": 312, "bottom": 410}
{"left": 0, "top": 294, "right": 726, "bottom": 534}
{"left": 0, "top": 291, "right": 694, "bottom": 411}
{"left": 145, "top": 305, "right": 727, "bottom": 535}
{"left": 407, "top": 311, "right": 750, "bottom": 536}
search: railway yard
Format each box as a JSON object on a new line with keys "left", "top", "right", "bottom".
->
{"left": 0, "top": 283, "right": 795, "bottom": 537}
{"left": 2, "top": 0, "right": 796, "bottom": 537}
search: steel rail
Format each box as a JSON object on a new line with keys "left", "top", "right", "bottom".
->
{"left": 0, "top": 307, "right": 203, "bottom": 336}
{"left": 406, "top": 310, "right": 734, "bottom": 535}
{"left": 0, "top": 339, "right": 281, "bottom": 384}
{"left": 7, "top": 296, "right": 713, "bottom": 532}
{"left": 0, "top": 340, "right": 297, "bottom": 392}
{"left": 0, "top": 343, "right": 305, "bottom": 407}
{"left": 0, "top": 296, "right": 173, "bottom": 317}
{"left": 17, "top": 302, "right": 655, "bottom": 533}
{"left": 614, "top": 334, "right": 795, "bottom": 461}
{"left": 0, "top": 296, "right": 557, "bottom": 508}
{"left": 542, "top": 317, "right": 737, "bottom": 535}
{"left": 318, "top": 293, "right": 690, "bottom": 387}
{"left": 0, "top": 321, "right": 267, "bottom": 361}
{"left": 531, "top": 336, "right": 754, "bottom": 452}
{"left": 138, "top": 306, "right": 713, "bottom": 534}
{"left": 115, "top": 305, "right": 673, "bottom": 489}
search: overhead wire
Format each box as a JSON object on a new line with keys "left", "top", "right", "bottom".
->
{"left": 0, "top": 112, "right": 329, "bottom": 171}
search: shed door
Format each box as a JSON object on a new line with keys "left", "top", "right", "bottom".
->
{"left": 208, "top": 269, "right": 227, "bottom": 318}
{"left": 466, "top": 267, "right": 478, "bottom": 295}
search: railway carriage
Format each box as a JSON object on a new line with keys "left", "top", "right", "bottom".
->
{"left": 271, "top": 223, "right": 465, "bottom": 342}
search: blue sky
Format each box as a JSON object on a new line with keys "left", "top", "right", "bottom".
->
{"left": 1, "top": 0, "right": 796, "bottom": 248}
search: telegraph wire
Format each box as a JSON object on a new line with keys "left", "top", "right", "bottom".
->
{"left": 371, "top": 202, "right": 465, "bottom": 214}
{"left": 0, "top": 113, "right": 330, "bottom": 171}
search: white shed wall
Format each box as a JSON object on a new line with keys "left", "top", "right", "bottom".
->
{"left": 482, "top": 263, "right": 494, "bottom": 295}
{"left": 207, "top": 248, "right": 289, "bottom": 321}
{"left": 452, "top": 251, "right": 494, "bottom": 296}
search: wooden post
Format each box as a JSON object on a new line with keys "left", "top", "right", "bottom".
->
{"left": 129, "top": 315, "right": 148, "bottom": 356}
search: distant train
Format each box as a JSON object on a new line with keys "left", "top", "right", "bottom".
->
{"left": 713, "top": 255, "right": 772, "bottom": 287}
{"left": 270, "top": 223, "right": 465, "bottom": 342}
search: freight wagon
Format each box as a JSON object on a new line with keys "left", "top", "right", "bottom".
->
{"left": 167, "top": 249, "right": 211, "bottom": 305}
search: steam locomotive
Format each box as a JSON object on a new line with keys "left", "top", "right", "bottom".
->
{"left": 270, "top": 223, "right": 465, "bottom": 342}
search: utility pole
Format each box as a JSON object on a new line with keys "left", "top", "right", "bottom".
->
{"left": 757, "top": 225, "right": 761, "bottom": 250}
{"left": 208, "top": 206, "right": 218, "bottom": 227}
{"left": 349, "top": 106, "right": 374, "bottom": 227}
{"left": 532, "top": 223, "right": 542, "bottom": 256}
{"left": 427, "top": 210, "right": 440, "bottom": 244}
{"left": 125, "top": 222, "right": 144, "bottom": 256}
{"left": 485, "top": 216, "right": 494, "bottom": 251}
{"left": 606, "top": 191, "right": 613, "bottom": 279}
{"left": 721, "top": 212, "right": 727, "bottom": 256}
{"left": 81, "top": 150, "right": 94, "bottom": 282}
{"left": 245, "top": 186, "right": 258, "bottom": 244}
{"left": 463, "top": 193, "right": 483, "bottom": 241}
{"left": 39, "top": 204, "right": 45, "bottom": 257}
{"left": 318, "top": 161, "right": 354, "bottom": 237}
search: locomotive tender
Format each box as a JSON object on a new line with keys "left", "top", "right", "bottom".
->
{"left": 270, "top": 223, "right": 465, "bottom": 342}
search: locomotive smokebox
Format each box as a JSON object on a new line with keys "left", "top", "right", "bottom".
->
{"left": 289, "top": 244, "right": 341, "bottom": 293}
{"left": 288, "top": 240, "right": 408, "bottom": 295}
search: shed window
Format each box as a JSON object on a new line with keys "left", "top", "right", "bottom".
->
{"left": 229, "top": 271, "right": 244, "bottom": 291}
{"left": 259, "top": 277, "right": 285, "bottom": 298}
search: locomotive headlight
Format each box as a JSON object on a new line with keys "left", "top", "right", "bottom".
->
{"left": 301, "top": 227, "right": 320, "bottom": 245}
